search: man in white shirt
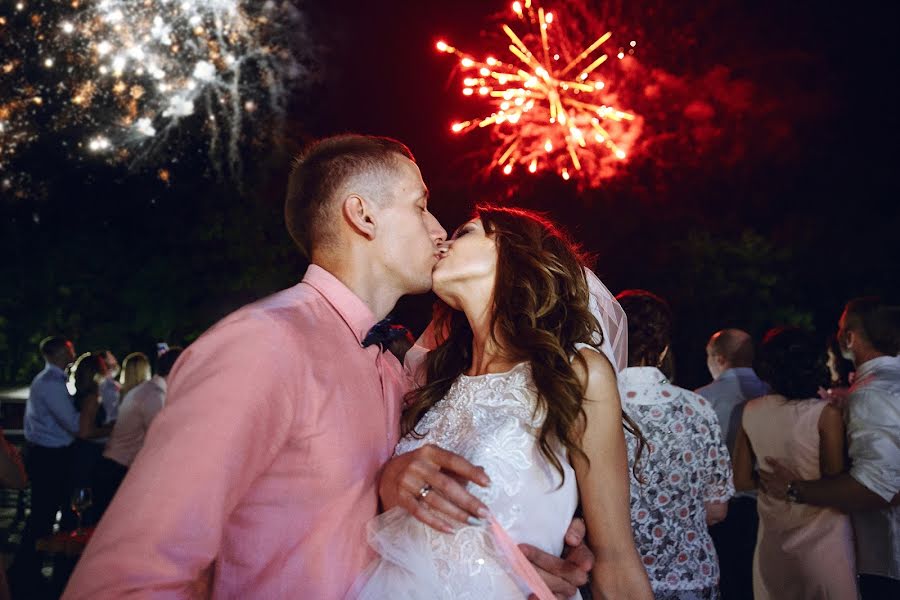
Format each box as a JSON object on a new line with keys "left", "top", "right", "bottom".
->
{"left": 12, "top": 336, "right": 78, "bottom": 591}
{"left": 696, "top": 329, "right": 769, "bottom": 600}
{"left": 763, "top": 297, "right": 900, "bottom": 599}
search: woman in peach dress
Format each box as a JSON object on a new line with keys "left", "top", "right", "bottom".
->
{"left": 733, "top": 327, "right": 857, "bottom": 599}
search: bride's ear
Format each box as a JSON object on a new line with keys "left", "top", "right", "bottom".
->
{"left": 342, "top": 194, "right": 377, "bottom": 240}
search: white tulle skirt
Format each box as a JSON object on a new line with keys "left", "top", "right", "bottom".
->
{"left": 348, "top": 507, "right": 569, "bottom": 600}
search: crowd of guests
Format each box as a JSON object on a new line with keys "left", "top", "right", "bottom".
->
{"left": 5, "top": 294, "right": 899, "bottom": 599}
{"left": 611, "top": 294, "right": 899, "bottom": 600}
{"left": 616, "top": 290, "right": 734, "bottom": 600}
{"left": 5, "top": 340, "right": 182, "bottom": 595}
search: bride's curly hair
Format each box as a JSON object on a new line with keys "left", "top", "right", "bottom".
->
{"left": 402, "top": 205, "right": 645, "bottom": 481}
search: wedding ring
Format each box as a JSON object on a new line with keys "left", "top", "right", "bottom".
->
{"left": 418, "top": 484, "right": 432, "bottom": 500}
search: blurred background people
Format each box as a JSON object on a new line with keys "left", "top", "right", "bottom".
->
{"left": 617, "top": 290, "right": 735, "bottom": 600}
{"left": 819, "top": 333, "right": 855, "bottom": 411}
{"left": 118, "top": 352, "right": 152, "bottom": 400}
{"left": 10, "top": 336, "right": 78, "bottom": 591}
{"left": 761, "top": 298, "right": 900, "bottom": 599}
{"left": 94, "top": 348, "right": 182, "bottom": 518}
{"left": 697, "top": 329, "right": 769, "bottom": 453}
{"left": 98, "top": 350, "right": 121, "bottom": 425}
{"left": 0, "top": 428, "right": 26, "bottom": 600}
{"left": 695, "top": 328, "right": 769, "bottom": 600}
{"left": 69, "top": 353, "right": 115, "bottom": 525}
{"left": 733, "top": 326, "right": 856, "bottom": 599}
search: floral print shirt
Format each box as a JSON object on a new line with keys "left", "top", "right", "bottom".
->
{"left": 619, "top": 367, "right": 735, "bottom": 592}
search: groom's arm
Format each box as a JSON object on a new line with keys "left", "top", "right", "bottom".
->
{"left": 62, "top": 316, "right": 295, "bottom": 599}
{"left": 519, "top": 517, "right": 593, "bottom": 600}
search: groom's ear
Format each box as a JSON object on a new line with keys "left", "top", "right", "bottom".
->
{"left": 342, "top": 194, "right": 377, "bottom": 240}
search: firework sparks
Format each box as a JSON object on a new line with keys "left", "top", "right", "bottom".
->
{"left": 437, "top": 0, "right": 641, "bottom": 186}
{"left": 0, "top": 0, "right": 310, "bottom": 194}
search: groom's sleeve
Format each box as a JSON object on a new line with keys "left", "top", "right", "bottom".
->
{"left": 62, "top": 312, "right": 295, "bottom": 599}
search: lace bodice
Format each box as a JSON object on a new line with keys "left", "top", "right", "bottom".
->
{"left": 619, "top": 367, "right": 735, "bottom": 592}
{"left": 356, "top": 362, "right": 579, "bottom": 599}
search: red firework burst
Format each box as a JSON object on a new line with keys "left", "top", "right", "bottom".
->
{"left": 437, "top": 0, "right": 642, "bottom": 187}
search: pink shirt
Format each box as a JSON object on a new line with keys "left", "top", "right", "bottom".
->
{"left": 64, "top": 265, "right": 404, "bottom": 599}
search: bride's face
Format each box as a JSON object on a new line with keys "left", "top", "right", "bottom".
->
{"left": 432, "top": 218, "right": 497, "bottom": 307}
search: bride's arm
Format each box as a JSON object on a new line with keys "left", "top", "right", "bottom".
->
{"left": 572, "top": 349, "right": 652, "bottom": 600}
{"left": 378, "top": 444, "right": 491, "bottom": 533}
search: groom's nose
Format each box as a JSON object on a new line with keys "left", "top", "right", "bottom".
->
{"left": 425, "top": 212, "right": 447, "bottom": 243}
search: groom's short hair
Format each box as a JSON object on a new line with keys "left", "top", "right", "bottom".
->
{"left": 285, "top": 134, "right": 415, "bottom": 259}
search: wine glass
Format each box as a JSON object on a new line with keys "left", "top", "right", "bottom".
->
{"left": 71, "top": 487, "right": 93, "bottom": 536}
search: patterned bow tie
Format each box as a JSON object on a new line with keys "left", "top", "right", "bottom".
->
{"left": 362, "top": 319, "right": 413, "bottom": 352}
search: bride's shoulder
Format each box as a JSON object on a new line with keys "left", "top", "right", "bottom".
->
{"left": 572, "top": 346, "right": 617, "bottom": 397}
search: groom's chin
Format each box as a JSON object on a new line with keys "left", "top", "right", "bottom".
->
{"left": 405, "top": 277, "right": 434, "bottom": 296}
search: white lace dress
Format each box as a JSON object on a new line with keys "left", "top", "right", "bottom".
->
{"left": 351, "top": 362, "right": 580, "bottom": 599}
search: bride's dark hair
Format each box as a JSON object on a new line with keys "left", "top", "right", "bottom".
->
{"left": 402, "top": 205, "right": 645, "bottom": 480}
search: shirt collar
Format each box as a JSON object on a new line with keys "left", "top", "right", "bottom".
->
{"left": 44, "top": 362, "right": 66, "bottom": 377}
{"left": 620, "top": 366, "right": 669, "bottom": 386}
{"left": 717, "top": 367, "right": 756, "bottom": 381}
{"left": 854, "top": 355, "right": 900, "bottom": 380}
{"left": 302, "top": 264, "right": 378, "bottom": 346}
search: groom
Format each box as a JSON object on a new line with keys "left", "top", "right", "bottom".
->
{"left": 63, "top": 135, "right": 591, "bottom": 599}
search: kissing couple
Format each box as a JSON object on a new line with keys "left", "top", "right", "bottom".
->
{"left": 64, "top": 135, "right": 652, "bottom": 600}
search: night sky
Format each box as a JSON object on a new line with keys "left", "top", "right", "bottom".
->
{"left": 2, "top": 0, "right": 898, "bottom": 387}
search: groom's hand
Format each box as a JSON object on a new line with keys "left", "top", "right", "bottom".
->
{"left": 379, "top": 444, "right": 491, "bottom": 534}
{"left": 519, "top": 517, "right": 592, "bottom": 599}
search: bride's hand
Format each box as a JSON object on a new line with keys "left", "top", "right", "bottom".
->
{"left": 378, "top": 444, "right": 491, "bottom": 533}
{"left": 519, "top": 517, "right": 593, "bottom": 599}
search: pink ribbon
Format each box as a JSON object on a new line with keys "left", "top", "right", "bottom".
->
{"left": 488, "top": 516, "right": 557, "bottom": 600}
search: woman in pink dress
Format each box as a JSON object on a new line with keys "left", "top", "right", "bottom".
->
{"left": 732, "top": 327, "right": 857, "bottom": 599}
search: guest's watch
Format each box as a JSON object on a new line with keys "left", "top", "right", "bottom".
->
{"left": 785, "top": 481, "right": 799, "bottom": 503}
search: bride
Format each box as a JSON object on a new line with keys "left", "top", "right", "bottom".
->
{"left": 352, "top": 205, "right": 652, "bottom": 599}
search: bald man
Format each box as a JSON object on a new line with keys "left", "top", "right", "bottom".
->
{"left": 697, "top": 329, "right": 769, "bottom": 452}
{"left": 696, "top": 329, "right": 769, "bottom": 600}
